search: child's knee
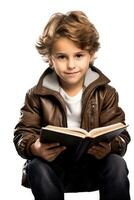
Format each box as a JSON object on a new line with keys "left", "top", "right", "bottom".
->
{"left": 103, "top": 154, "right": 129, "bottom": 179}
{"left": 27, "top": 158, "right": 50, "bottom": 175}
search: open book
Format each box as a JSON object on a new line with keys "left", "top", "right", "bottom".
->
{"left": 40, "top": 122, "right": 128, "bottom": 160}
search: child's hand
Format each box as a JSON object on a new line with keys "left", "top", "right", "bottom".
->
{"left": 30, "top": 139, "right": 66, "bottom": 162}
{"left": 87, "top": 142, "right": 111, "bottom": 160}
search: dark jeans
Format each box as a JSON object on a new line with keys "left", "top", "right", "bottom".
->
{"left": 26, "top": 154, "right": 130, "bottom": 200}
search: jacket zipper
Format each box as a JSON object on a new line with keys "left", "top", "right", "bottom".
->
{"left": 49, "top": 93, "right": 68, "bottom": 127}
{"left": 90, "top": 99, "right": 96, "bottom": 129}
{"left": 80, "top": 88, "right": 95, "bottom": 130}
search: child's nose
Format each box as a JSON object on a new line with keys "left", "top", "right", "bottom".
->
{"left": 67, "top": 58, "right": 75, "bottom": 69}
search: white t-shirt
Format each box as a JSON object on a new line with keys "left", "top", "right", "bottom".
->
{"left": 59, "top": 87, "right": 83, "bottom": 128}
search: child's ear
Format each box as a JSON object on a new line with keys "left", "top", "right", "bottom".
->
{"left": 48, "top": 57, "right": 53, "bottom": 65}
{"left": 48, "top": 57, "right": 54, "bottom": 69}
{"left": 90, "top": 52, "right": 96, "bottom": 63}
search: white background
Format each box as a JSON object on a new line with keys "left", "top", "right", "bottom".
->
{"left": 0, "top": 0, "right": 133, "bottom": 199}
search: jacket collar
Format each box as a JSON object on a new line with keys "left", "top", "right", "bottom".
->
{"left": 34, "top": 66, "right": 110, "bottom": 95}
{"left": 42, "top": 67, "right": 99, "bottom": 92}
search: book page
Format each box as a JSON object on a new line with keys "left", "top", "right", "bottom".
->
{"left": 43, "top": 125, "right": 88, "bottom": 138}
{"left": 87, "top": 123, "right": 127, "bottom": 138}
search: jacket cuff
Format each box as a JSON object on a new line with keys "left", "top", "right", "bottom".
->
{"left": 111, "top": 136, "right": 127, "bottom": 156}
{"left": 25, "top": 135, "right": 39, "bottom": 159}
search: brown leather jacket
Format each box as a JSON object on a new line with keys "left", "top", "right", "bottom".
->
{"left": 13, "top": 66, "right": 130, "bottom": 160}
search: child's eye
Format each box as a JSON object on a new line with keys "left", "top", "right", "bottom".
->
{"left": 76, "top": 54, "right": 84, "bottom": 59}
{"left": 57, "top": 55, "right": 66, "bottom": 60}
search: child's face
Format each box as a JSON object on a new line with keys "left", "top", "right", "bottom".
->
{"left": 50, "top": 37, "right": 94, "bottom": 90}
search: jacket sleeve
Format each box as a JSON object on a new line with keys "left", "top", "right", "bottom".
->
{"left": 99, "top": 85, "right": 131, "bottom": 156}
{"left": 13, "top": 88, "right": 41, "bottom": 159}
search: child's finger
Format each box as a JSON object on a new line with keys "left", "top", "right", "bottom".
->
{"left": 43, "top": 142, "right": 60, "bottom": 149}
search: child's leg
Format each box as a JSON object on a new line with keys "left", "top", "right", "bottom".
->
{"left": 26, "top": 158, "right": 64, "bottom": 200}
{"left": 99, "top": 154, "right": 130, "bottom": 200}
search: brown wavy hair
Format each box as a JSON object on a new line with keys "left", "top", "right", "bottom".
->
{"left": 36, "top": 11, "right": 100, "bottom": 61}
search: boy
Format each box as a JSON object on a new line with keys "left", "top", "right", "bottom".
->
{"left": 14, "top": 11, "right": 131, "bottom": 200}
